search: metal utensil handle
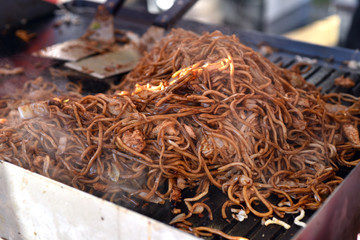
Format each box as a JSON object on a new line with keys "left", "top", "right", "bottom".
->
{"left": 104, "top": 0, "right": 126, "bottom": 15}
{"left": 152, "top": 0, "right": 198, "bottom": 29}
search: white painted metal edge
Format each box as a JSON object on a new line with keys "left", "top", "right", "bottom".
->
{"left": 0, "top": 161, "right": 200, "bottom": 240}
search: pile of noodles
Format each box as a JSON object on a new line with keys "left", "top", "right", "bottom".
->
{"left": 1, "top": 29, "right": 360, "bottom": 239}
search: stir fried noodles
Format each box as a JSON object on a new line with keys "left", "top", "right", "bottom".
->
{"left": 1, "top": 29, "right": 360, "bottom": 239}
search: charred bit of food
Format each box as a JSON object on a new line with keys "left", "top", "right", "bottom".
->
{"left": 15, "top": 29, "right": 36, "bottom": 42}
{"left": 334, "top": 75, "right": 356, "bottom": 89}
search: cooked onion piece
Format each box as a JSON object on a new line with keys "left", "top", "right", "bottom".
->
{"left": 263, "top": 217, "right": 291, "bottom": 229}
{"left": 294, "top": 208, "right": 307, "bottom": 228}
{"left": 18, "top": 102, "right": 49, "bottom": 119}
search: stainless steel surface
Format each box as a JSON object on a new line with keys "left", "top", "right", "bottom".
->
{"left": 65, "top": 44, "right": 141, "bottom": 78}
{"left": 0, "top": 161, "right": 199, "bottom": 240}
{"left": 64, "top": 0, "right": 198, "bottom": 78}
{"left": 33, "top": 38, "right": 100, "bottom": 62}
{"left": 33, "top": 0, "right": 125, "bottom": 61}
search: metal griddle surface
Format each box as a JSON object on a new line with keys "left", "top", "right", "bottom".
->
{"left": 109, "top": 53, "right": 358, "bottom": 240}
{"left": 1, "top": 4, "right": 360, "bottom": 240}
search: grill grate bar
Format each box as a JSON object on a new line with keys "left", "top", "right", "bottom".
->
{"left": 318, "top": 70, "right": 347, "bottom": 93}
{"left": 307, "top": 67, "right": 334, "bottom": 86}
{"left": 266, "top": 54, "right": 282, "bottom": 63}
{"left": 349, "top": 73, "right": 360, "bottom": 96}
{"left": 226, "top": 215, "right": 262, "bottom": 239}
{"left": 302, "top": 65, "right": 321, "bottom": 80}
{"left": 276, "top": 54, "right": 297, "bottom": 69}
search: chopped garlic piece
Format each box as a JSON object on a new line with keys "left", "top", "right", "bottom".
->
{"left": 193, "top": 205, "right": 204, "bottom": 214}
{"left": 347, "top": 60, "right": 360, "bottom": 70}
{"left": 295, "top": 55, "right": 317, "bottom": 65}
{"left": 277, "top": 201, "right": 291, "bottom": 207}
{"left": 56, "top": 136, "right": 67, "bottom": 155}
{"left": 234, "top": 209, "right": 248, "bottom": 222}
{"left": 264, "top": 217, "right": 291, "bottom": 229}
{"left": 169, "top": 213, "right": 186, "bottom": 225}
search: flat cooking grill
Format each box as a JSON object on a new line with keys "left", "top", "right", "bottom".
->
{"left": 1, "top": 3, "right": 360, "bottom": 240}
{"left": 107, "top": 49, "right": 358, "bottom": 240}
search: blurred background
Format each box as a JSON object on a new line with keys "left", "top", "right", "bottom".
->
{"left": 1, "top": 0, "right": 359, "bottom": 49}
{"left": 145, "top": 0, "right": 360, "bottom": 49}
{"left": 67, "top": 0, "right": 360, "bottom": 49}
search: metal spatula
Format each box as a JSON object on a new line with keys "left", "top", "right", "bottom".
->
{"left": 65, "top": 0, "right": 198, "bottom": 79}
{"left": 33, "top": 0, "right": 125, "bottom": 62}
